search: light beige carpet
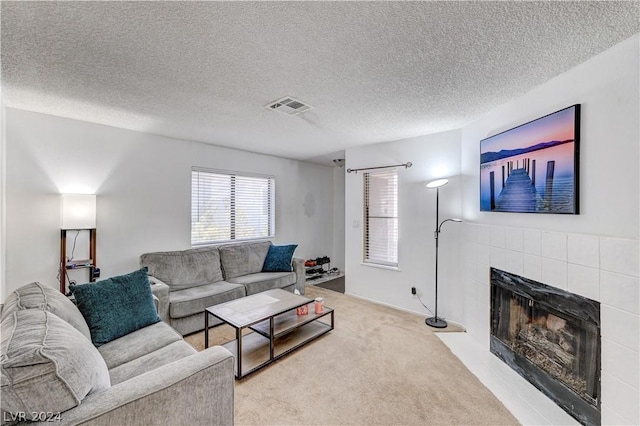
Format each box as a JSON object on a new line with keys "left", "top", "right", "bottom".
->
{"left": 185, "top": 287, "right": 519, "bottom": 425}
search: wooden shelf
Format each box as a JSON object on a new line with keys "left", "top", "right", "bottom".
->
{"left": 60, "top": 229, "right": 97, "bottom": 294}
{"left": 250, "top": 304, "right": 334, "bottom": 337}
{"left": 65, "top": 259, "right": 94, "bottom": 270}
{"left": 273, "top": 320, "right": 332, "bottom": 357}
{"left": 221, "top": 332, "right": 271, "bottom": 376}
{"left": 222, "top": 320, "right": 333, "bottom": 376}
{"left": 306, "top": 272, "right": 344, "bottom": 286}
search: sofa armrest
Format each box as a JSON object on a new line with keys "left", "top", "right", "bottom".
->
{"left": 151, "top": 294, "right": 160, "bottom": 312}
{"left": 148, "top": 277, "right": 170, "bottom": 323}
{"left": 43, "top": 346, "right": 234, "bottom": 426}
{"left": 292, "top": 257, "right": 306, "bottom": 295}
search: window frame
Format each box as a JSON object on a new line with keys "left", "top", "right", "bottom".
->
{"left": 191, "top": 167, "right": 275, "bottom": 246}
{"left": 362, "top": 169, "right": 399, "bottom": 268}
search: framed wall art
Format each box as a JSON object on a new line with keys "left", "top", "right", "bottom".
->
{"left": 480, "top": 105, "right": 580, "bottom": 214}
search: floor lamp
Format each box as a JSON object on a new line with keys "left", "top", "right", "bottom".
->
{"left": 425, "top": 178, "right": 461, "bottom": 328}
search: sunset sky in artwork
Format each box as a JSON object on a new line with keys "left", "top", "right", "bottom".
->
{"left": 481, "top": 106, "right": 576, "bottom": 154}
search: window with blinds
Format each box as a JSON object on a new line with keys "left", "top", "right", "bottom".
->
{"left": 363, "top": 169, "right": 398, "bottom": 267}
{"left": 191, "top": 168, "right": 275, "bottom": 245}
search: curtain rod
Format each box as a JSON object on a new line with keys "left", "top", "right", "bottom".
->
{"left": 346, "top": 162, "right": 412, "bottom": 174}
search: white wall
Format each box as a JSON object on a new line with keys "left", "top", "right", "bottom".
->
{"left": 345, "top": 129, "right": 462, "bottom": 318}
{"left": 461, "top": 36, "right": 639, "bottom": 239}
{"left": 4, "top": 109, "right": 336, "bottom": 296}
{"left": 460, "top": 35, "right": 640, "bottom": 425}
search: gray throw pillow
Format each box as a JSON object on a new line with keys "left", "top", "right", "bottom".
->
{"left": 1, "top": 281, "right": 91, "bottom": 340}
{"left": 1, "top": 310, "right": 111, "bottom": 420}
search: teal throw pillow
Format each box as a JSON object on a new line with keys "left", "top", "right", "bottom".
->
{"left": 262, "top": 244, "right": 298, "bottom": 272}
{"left": 70, "top": 268, "right": 160, "bottom": 347}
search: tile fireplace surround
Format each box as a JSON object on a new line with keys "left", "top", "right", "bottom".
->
{"left": 456, "top": 223, "right": 639, "bottom": 425}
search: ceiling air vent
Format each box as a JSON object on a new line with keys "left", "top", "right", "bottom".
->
{"left": 265, "top": 96, "right": 312, "bottom": 116}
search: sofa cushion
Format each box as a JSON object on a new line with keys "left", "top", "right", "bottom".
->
{"left": 70, "top": 268, "right": 160, "bottom": 347}
{"left": 169, "top": 282, "right": 246, "bottom": 319}
{"left": 228, "top": 272, "right": 296, "bottom": 295}
{"left": 0, "top": 310, "right": 110, "bottom": 420}
{"left": 98, "top": 321, "right": 183, "bottom": 369}
{"left": 140, "top": 247, "right": 224, "bottom": 290}
{"left": 108, "top": 341, "right": 196, "bottom": 385}
{"left": 262, "top": 244, "right": 298, "bottom": 272}
{"left": 219, "top": 241, "right": 271, "bottom": 279}
{"left": 0, "top": 281, "right": 90, "bottom": 340}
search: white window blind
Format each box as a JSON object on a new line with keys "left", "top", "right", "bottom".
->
{"left": 363, "top": 169, "right": 398, "bottom": 267}
{"left": 191, "top": 168, "right": 275, "bottom": 245}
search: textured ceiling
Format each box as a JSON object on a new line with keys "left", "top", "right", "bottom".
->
{"left": 2, "top": 1, "right": 639, "bottom": 164}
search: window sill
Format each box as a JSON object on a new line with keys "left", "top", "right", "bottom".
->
{"left": 192, "top": 237, "right": 273, "bottom": 248}
{"left": 360, "top": 263, "right": 401, "bottom": 272}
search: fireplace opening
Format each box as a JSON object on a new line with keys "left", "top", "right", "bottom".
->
{"left": 490, "top": 268, "right": 600, "bottom": 426}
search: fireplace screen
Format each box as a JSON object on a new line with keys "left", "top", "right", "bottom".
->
{"left": 490, "top": 268, "right": 600, "bottom": 426}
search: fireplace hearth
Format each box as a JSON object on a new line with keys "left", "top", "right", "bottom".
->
{"left": 490, "top": 268, "right": 600, "bottom": 426}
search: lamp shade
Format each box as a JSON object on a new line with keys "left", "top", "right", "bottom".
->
{"left": 61, "top": 194, "right": 96, "bottom": 229}
{"left": 426, "top": 178, "right": 449, "bottom": 189}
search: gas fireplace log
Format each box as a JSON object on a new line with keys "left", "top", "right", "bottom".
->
{"left": 518, "top": 329, "right": 575, "bottom": 367}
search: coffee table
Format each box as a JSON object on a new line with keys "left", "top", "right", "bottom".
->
{"left": 204, "top": 289, "right": 334, "bottom": 378}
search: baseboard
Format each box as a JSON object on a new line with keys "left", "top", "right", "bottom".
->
{"left": 343, "top": 291, "right": 467, "bottom": 331}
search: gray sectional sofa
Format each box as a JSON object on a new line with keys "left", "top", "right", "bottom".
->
{"left": 140, "top": 240, "right": 305, "bottom": 336}
{"left": 0, "top": 282, "right": 234, "bottom": 426}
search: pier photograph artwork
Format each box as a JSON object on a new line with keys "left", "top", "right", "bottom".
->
{"left": 480, "top": 105, "right": 580, "bottom": 214}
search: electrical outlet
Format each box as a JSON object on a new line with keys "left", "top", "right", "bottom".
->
{"left": 411, "top": 286, "right": 416, "bottom": 295}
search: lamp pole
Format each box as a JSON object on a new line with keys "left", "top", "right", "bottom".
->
{"left": 425, "top": 178, "right": 461, "bottom": 329}
{"left": 426, "top": 186, "right": 447, "bottom": 328}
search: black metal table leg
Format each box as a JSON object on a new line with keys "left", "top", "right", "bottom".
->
{"left": 269, "top": 317, "right": 275, "bottom": 360}
{"left": 204, "top": 310, "right": 209, "bottom": 349}
{"left": 236, "top": 327, "right": 242, "bottom": 378}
